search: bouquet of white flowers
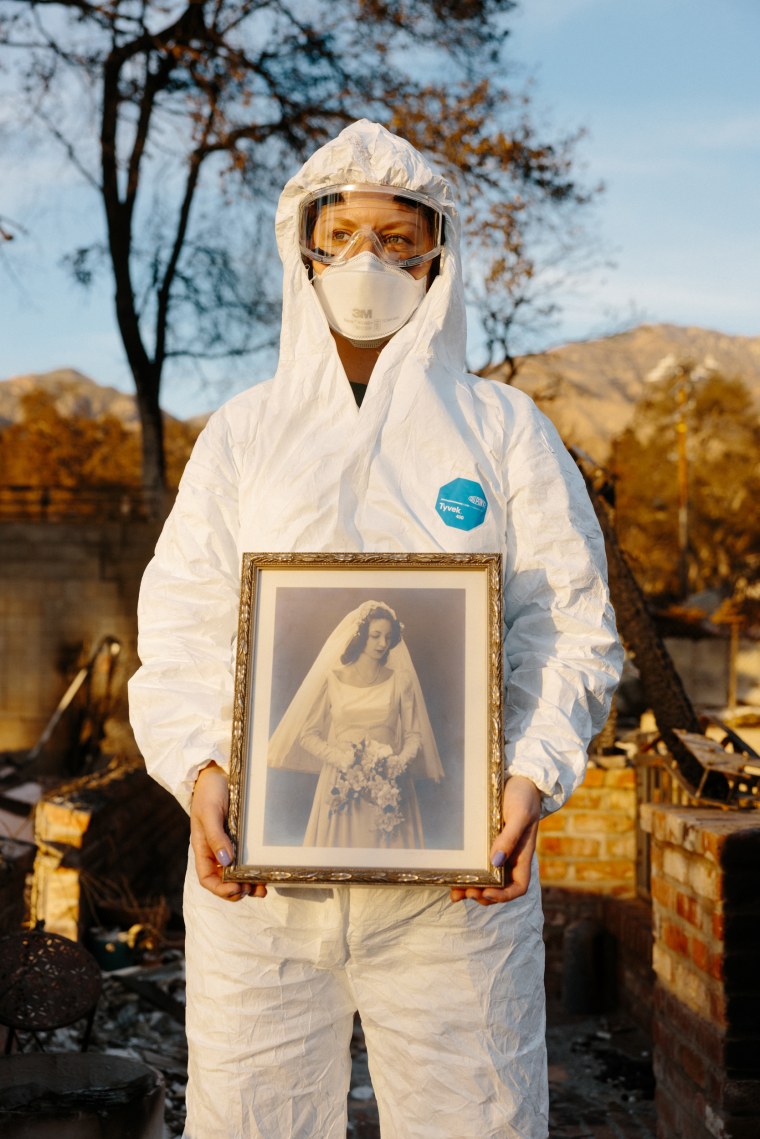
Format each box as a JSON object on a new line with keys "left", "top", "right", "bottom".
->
{"left": 328, "top": 737, "right": 406, "bottom": 840}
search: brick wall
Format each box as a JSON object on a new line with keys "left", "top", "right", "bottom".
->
{"left": 642, "top": 804, "right": 760, "bottom": 1139}
{"left": 0, "top": 520, "right": 160, "bottom": 752}
{"left": 602, "top": 892, "right": 656, "bottom": 1036}
{"left": 537, "top": 761, "right": 638, "bottom": 897}
{"left": 538, "top": 759, "right": 654, "bottom": 1033}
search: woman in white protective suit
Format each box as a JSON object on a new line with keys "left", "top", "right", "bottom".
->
{"left": 268, "top": 599, "right": 444, "bottom": 848}
{"left": 129, "top": 120, "right": 623, "bottom": 1139}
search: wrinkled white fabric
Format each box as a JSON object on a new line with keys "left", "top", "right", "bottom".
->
{"left": 183, "top": 860, "right": 547, "bottom": 1139}
{"left": 129, "top": 119, "right": 623, "bottom": 1139}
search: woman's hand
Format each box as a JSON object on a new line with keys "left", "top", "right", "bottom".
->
{"left": 450, "top": 775, "right": 541, "bottom": 906}
{"left": 190, "top": 762, "right": 266, "bottom": 902}
{"left": 332, "top": 744, "right": 356, "bottom": 769}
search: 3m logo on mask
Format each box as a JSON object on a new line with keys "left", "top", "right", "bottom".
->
{"left": 353, "top": 308, "right": 373, "bottom": 319}
{"left": 435, "top": 478, "right": 489, "bottom": 531}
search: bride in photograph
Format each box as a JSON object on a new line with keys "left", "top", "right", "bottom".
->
{"left": 268, "top": 600, "right": 444, "bottom": 847}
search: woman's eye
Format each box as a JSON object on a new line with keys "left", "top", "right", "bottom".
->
{"left": 331, "top": 229, "right": 352, "bottom": 244}
{"left": 382, "top": 233, "right": 411, "bottom": 247}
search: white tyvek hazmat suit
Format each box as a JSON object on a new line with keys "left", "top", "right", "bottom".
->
{"left": 129, "top": 120, "right": 623, "bottom": 1139}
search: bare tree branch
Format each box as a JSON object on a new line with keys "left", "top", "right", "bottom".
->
{"left": 1, "top": 0, "right": 601, "bottom": 508}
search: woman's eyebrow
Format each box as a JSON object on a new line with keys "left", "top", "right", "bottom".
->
{"left": 319, "top": 208, "right": 419, "bottom": 227}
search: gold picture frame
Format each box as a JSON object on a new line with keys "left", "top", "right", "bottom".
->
{"left": 224, "top": 552, "right": 503, "bottom": 887}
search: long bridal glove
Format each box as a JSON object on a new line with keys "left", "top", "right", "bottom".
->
{"left": 300, "top": 732, "right": 355, "bottom": 770}
{"left": 387, "top": 732, "right": 421, "bottom": 776}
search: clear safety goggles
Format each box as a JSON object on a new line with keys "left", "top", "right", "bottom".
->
{"left": 299, "top": 183, "right": 445, "bottom": 269}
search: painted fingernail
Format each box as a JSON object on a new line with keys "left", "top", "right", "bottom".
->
{"left": 491, "top": 851, "right": 507, "bottom": 868}
{"left": 216, "top": 848, "right": 232, "bottom": 867}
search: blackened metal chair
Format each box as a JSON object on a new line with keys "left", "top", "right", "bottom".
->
{"left": 0, "top": 925, "right": 102, "bottom": 1053}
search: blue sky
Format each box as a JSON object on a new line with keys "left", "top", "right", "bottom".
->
{"left": 510, "top": 0, "right": 760, "bottom": 343}
{"left": 1, "top": 0, "right": 758, "bottom": 418}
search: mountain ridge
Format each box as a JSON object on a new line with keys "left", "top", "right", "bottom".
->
{"left": 491, "top": 322, "right": 760, "bottom": 461}
{"left": 3, "top": 323, "right": 759, "bottom": 461}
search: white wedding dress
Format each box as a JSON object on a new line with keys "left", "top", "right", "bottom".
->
{"left": 301, "top": 667, "right": 425, "bottom": 848}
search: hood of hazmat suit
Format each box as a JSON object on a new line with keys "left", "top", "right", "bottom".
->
{"left": 129, "top": 118, "right": 622, "bottom": 814}
{"left": 127, "top": 120, "right": 623, "bottom": 1139}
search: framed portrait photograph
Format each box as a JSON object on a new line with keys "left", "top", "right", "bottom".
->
{"left": 224, "top": 551, "right": 504, "bottom": 888}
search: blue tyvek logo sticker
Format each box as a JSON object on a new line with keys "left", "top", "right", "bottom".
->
{"left": 435, "top": 478, "right": 488, "bottom": 531}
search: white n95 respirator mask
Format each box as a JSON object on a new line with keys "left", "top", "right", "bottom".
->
{"left": 312, "top": 252, "right": 428, "bottom": 347}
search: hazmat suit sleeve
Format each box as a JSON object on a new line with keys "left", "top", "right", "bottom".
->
{"left": 128, "top": 411, "right": 243, "bottom": 814}
{"left": 501, "top": 406, "right": 623, "bottom": 816}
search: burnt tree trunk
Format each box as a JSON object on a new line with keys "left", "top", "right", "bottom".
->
{"left": 101, "top": 35, "right": 176, "bottom": 515}
{"left": 576, "top": 458, "right": 703, "bottom": 750}
{"left": 134, "top": 377, "right": 166, "bottom": 519}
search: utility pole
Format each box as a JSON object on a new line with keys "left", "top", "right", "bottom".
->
{"left": 674, "top": 373, "right": 690, "bottom": 599}
{"left": 646, "top": 356, "right": 709, "bottom": 599}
